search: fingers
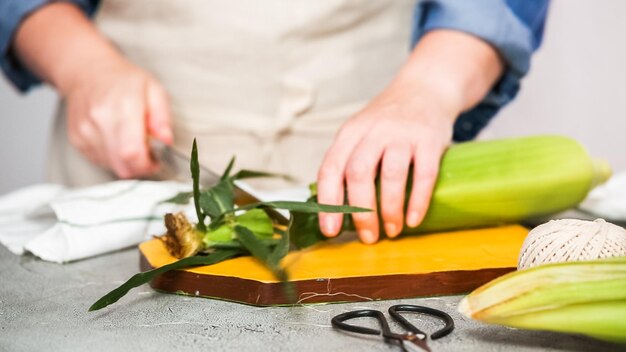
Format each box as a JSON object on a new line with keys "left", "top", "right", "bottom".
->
{"left": 65, "top": 69, "right": 172, "bottom": 179}
{"left": 146, "top": 82, "right": 173, "bottom": 144}
{"left": 345, "top": 136, "right": 385, "bottom": 244}
{"left": 380, "top": 144, "right": 412, "bottom": 238}
{"left": 406, "top": 142, "right": 444, "bottom": 228}
{"left": 318, "top": 115, "right": 446, "bottom": 244}
{"left": 317, "top": 122, "right": 369, "bottom": 237}
{"left": 67, "top": 90, "right": 156, "bottom": 178}
{"left": 106, "top": 94, "right": 158, "bottom": 178}
{"left": 316, "top": 158, "right": 345, "bottom": 238}
{"left": 68, "top": 114, "right": 107, "bottom": 167}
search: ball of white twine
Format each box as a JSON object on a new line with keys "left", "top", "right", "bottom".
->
{"left": 518, "top": 218, "right": 626, "bottom": 270}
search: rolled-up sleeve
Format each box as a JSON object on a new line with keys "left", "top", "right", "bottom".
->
{"left": 412, "top": 0, "right": 550, "bottom": 141}
{"left": 0, "top": 0, "right": 99, "bottom": 92}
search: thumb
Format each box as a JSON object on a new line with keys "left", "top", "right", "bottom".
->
{"left": 146, "top": 81, "right": 173, "bottom": 144}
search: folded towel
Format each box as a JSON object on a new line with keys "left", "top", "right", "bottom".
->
{"left": 0, "top": 180, "right": 193, "bottom": 263}
{"left": 579, "top": 171, "right": 626, "bottom": 222}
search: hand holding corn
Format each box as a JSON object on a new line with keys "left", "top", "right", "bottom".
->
{"left": 317, "top": 30, "right": 504, "bottom": 243}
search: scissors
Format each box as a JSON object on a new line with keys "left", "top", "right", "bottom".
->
{"left": 331, "top": 304, "right": 454, "bottom": 352}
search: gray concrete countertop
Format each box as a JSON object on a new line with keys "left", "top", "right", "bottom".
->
{"left": 0, "top": 245, "right": 623, "bottom": 352}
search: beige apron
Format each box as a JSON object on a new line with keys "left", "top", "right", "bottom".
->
{"left": 47, "top": 0, "right": 416, "bottom": 188}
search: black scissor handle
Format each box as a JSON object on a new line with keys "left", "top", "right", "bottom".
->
{"left": 388, "top": 304, "right": 454, "bottom": 340}
{"left": 331, "top": 309, "right": 391, "bottom": 336}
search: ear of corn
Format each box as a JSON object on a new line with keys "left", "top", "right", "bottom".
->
{"left": 458, "top": 257, "right": 626, "bottom": 343}
{"left": 404, "top": 135, "right": 611, "bottom": 234}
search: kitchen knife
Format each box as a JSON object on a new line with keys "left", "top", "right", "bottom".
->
{"left": 150, "top": 139, "right": 220, "bottom": 185}
{"left": 150, "top": 139, "right": 288, "bottom": 223}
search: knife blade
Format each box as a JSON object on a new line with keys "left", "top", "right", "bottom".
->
{"left": 150, "top": 138, "right": 220, "bottom": 186}
{"left": 150, "top": 139, "right": 288, "bottom": 224}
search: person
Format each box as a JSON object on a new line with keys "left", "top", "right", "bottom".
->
{"left": 0, "top": 0, "right": 549, "bottom": 243}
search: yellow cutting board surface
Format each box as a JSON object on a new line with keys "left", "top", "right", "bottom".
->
{"left": 140, "top": 225, "right": 527, "bottom": 283}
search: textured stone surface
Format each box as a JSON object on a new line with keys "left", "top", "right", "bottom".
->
{"left": 0, "top": 245, "right": 623, "bottom": 352}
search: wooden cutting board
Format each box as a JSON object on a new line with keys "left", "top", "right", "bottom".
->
{"left": 139, "top": 225, "right": 527, "bottom": 306}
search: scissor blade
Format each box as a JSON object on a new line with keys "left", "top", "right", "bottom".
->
{"left": 402, "top": 338, "right": 431, "bottom": 352}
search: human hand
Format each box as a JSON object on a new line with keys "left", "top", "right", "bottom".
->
{"left": 316, "top": 29, "right": 504, "bottom": 244}
{"left": 12, "top": 2, "right": 173, "bottom": 178}
{"left": 61, "top": 57, "right": 173, "bottom": 178}
{"left": 317, "top": 85, "right": 455, "bottom": 244}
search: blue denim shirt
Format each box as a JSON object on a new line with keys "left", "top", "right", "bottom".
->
{"left": 0, "top": 0, "right": 548, "bottom": 141}
{"left": 0, "top": 0, "right": 98, "bottom": 91}
{"left": 413, "top": 0, "right": 549, "bottom": 140}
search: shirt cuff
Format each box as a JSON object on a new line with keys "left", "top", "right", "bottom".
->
{"left": 0, "top": 0, "right": 98, "bottom": 92}
{"left": 413, "top": 0, "right": 536, "bottom": 78}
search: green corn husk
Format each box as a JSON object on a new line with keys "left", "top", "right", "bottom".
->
{"left": 407, "top": 135, "right": 611, "bottom": 233}
{"left": 458, "top": 257, "right": 626, "bottom": 343}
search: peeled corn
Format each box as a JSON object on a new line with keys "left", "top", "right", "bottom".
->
{"left": 459, "top": 257, "right": 626, "bottom": 343}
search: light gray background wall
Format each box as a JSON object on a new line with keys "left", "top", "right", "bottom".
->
{"left": 479, "top": 0, "right": 626, "bottom": 172}
{"left": 0, "top": 81, "right": 56, "bottom": 194}
{"left": 1, "top": 0, "right": 625, "bottom": 195}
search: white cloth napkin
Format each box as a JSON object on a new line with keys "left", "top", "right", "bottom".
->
{"left": 579, "top": 171, "right": 626, "bottom": 222}
{"left": 0, "top": 180, "right": 194, "bottom": 263}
